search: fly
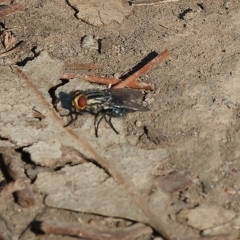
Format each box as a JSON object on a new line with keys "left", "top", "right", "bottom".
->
{"left": 64, "top": 88, "right": 150, "bottom": 137}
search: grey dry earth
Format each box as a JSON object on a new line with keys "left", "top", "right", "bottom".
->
{"left": 0, "top": 0, "right": 240, "bottom": 239}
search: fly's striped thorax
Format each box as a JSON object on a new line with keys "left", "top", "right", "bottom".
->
{"left": 85, "top": 90, "right": 110, "bottom": 101}
{"left": 84, "top": 90, "right": 111, "bottom": 114}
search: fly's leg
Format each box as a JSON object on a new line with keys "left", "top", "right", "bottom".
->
{"left": 64, "top": 113, "right": 79, "bottom": 127}
{"left": 94, "top": 112, "right": 105, "bottom": 137}
{"left": 61, "top": 108, "right": 79, "bottom": 127}
{"left": 104, "top": 116, "right": 119, "bottom": 135}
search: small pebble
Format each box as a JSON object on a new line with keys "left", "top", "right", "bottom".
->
{"left": 81, "top": 35, "right": 98, "bottom": 50}
{"left": 77, "top": 217, "right": 84, "bottom": 223}
{"left": 145, "top": 97, "right": 155, "bottom": 105}
{"left": 113, "top": 72, "right": 121, "bottom": 79}
{"left": 120, "top": 45, "right": 125, "bottom": 52}
{"left": 225, "top": 187, "right": 236, "bottom": 195}
{"left": 135, "top": 120, "right": 142, "bottom": 128}
{"left": 89, "top": 219, "right": 96, "bottom": 225}
{"left": 127, "top": 136, "right": 139, "bottom": 146}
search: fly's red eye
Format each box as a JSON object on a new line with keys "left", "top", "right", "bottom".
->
{"left": 78, "top": 96, "right": 87, "bottom": 108}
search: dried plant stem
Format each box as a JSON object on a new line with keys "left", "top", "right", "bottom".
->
{"left": 62, "top": 73, "right": 120, "bottom": 85}
{"left": 131, "top": 80, "right": 155, "bottom": 90}
{"left": 62, "top": 50, "right": 169, "bottom": 90}
{"left": 61, "top": 73, "right": 155, "bottom": 90}
{"left": 13, "top": 65, "right": 175, "bottom": 240}
{"left": 0, "top": 0, "right": 11, "bottom": 3}
{"left": 113, "top": 49, "right": 170, "bottom": 89}
{"left": 39, "top": 220, "right": 152, "bottom": 239}
{"left": 0, "top": 3, "right": 23, "bottom": 18}
{"left": 0, "top": 41, "right": 35, "bottom": 58}
{"left": 0, "top": 148, "right": 35, "bottom": 207}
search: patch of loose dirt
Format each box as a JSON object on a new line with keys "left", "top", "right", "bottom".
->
{"left": 1, "top": 0, "right": 240, "bottom": 239}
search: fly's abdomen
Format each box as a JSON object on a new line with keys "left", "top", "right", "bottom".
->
{"left": 108, "top": 107, "right": 127, "bottom": 118}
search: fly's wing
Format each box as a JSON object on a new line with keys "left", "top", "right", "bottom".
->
{"left": 122, "top": 100, "right": 150, "bottom": 112}
{"left": 101, "top": 97, "right": 149, "bottom": 112}
{"left": 105, "top": 88, "right": 144, "bottom": 101}
{"left": 103, "top": 89, "right": 150, "bottom": 112}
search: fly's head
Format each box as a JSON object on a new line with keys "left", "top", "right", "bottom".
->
{"left": 71, "top": 90, "right": 88, "bottom": 111}
{"left": 71, "top": 90, "right": 103, "bottom": 114}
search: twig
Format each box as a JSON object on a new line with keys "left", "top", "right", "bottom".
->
{"left": 1, "top": 30, "right": 16, "bottom": 50}
{"left": 32, "top": 107, "right": 46, "bottom": 120}
{"left": 62, "top": 50, "right": 169, "bottom": 90}
{"left": 113, "top": 49, "right": 170, "bottom": 89}
{"left": 13, "top": 65, "right": 175, "bottom": 239}
{"left": 0, "top": 41, "right": 36, "bottom": 58}
{"left": 62, "top": 73, "right": 120, "bottom": 85}
{"left": 0, "top": 3, "right": 23, "bottom": 18}
{"left": 65, "top": 63, "right": 103, "bottom": 70}
{"left": 0, "top": 0, "right": 12, "bottom": 4}
{"left": 131, "top": 80, "right": 155, "bottom": 90}
{"left": 61, "top": 73, "right": 155, "bottom": 90}
{"left": 37, "top": 220, "right": 152, "bottom": 240}
{"left": 0, "top": 148, "right": 35, "bottom": 208}
{"left": 131, "top": 0, "right": 179, "bottom": 6}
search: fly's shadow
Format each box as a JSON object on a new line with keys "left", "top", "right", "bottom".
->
{"left": 57, "top": 91, "right": 72, "bottom": 110}
{"left": 56, "top": 91, "right": 83, "bottom": 127}
{"left": 119, "top": 51, "right": 159, "bottom": 79}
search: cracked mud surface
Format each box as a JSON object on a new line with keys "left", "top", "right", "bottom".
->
{"left": 1, "top": 0, "right": 240, "bottom": 239}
